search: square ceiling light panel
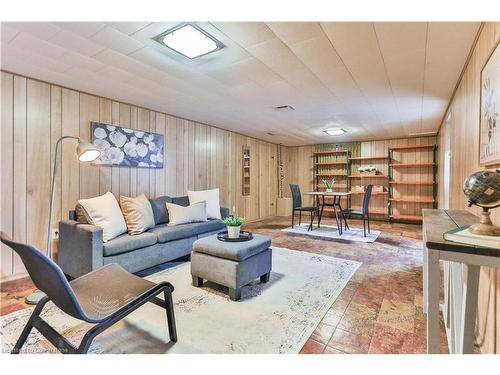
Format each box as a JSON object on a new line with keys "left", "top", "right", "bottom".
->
{"left": 155, "top": 23, "right": 224, "bottom": 59}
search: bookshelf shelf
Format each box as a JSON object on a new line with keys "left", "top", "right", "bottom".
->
{"left": 389, "top": 180, "right": 435, "bottom": 185}
{"left": 349, "top": 174, "right": 387, "bottom": 178}
{"left": 389, "top": 198, "right": 435, "bottom": 203}
{"left": 390, "top": 144, "right": 436, "bottom": 151}
{"left": 314, "top": 162, "right": 348, "bottom": 166}
{"left": 390, "top": 214, "right": 423, "bottom": 221}
{"left": 349, "top": 156, "right": 388, "bottom": 161}
{"left": 313, "top": 150, "right": 349, "bottom": 155}
{"left": 389, "top": 163, "right": 435, "bottom": 167}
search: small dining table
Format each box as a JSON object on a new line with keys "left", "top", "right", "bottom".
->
{"left": 304, "top": 191, "right": 351, "bottom": 234}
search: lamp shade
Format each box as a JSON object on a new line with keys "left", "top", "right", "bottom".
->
{"left": 76, "top": 139, "right": 100, "bottom": 162}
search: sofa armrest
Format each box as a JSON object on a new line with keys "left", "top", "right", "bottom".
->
{"left": 220, "top": 207, "right": 230, "bottom": 219}
{"left": 58, "top": 220, "right": 104, "bottom": 279}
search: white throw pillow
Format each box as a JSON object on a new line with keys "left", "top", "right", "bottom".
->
{"left": 78, "top": 192, "right": 127, "bottom": 242}
{"left": 187, "top": 188, "right": 221, "bottom": 219}
{"left": 166, "top": 201, "right": 207, "bottom": 226}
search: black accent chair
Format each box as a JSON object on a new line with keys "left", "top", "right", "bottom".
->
{"left": 0, "top": 234, "right": 177, "bottom": 354}
{"left": 343, "top": 184, "right": 373, "bottom": 237}
{"left": 289, "top": 184, "right": 317, "bottom": 231}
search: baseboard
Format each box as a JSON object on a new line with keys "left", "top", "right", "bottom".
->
{"left": 1, "top": 271, "right": 29, "bottom": 283}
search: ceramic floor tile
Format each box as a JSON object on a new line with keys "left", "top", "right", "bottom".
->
{"left": 300, "top": 338, "right": 325, "bottom": 354}
{"left": 327, "top": 328, "right": 371, "bottom": 354}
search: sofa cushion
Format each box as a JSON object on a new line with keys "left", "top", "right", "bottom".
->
{"left": 171, "top": 195, "right": 189, "bottom": 207}
{"left": 149, "top": 219, "right": 225, "bottom": 243}
{"left": 103, "top": 232, "right": 158, "bottom": 257}
{"left": 188, "top": 188, "right": 221, "bottom": 219}
{"left": 120, "top": 194, "right": 155, "bottom": 235}
{"left": 149, "top": 196, "right": 172, "bottom": 225}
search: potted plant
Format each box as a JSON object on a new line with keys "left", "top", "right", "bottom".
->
{"left": 322, "top": 178, "right": 335, "bottom": 193}
{"left": 223, "top": 215, "right": 245, "bottom": 239}
{"left": 358, "top": 166, "right": 377, "bottom": 175}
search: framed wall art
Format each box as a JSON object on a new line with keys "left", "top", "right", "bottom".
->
{"left": 91, "top": 121, "right": 164, "bottom": 168}
{"left": 479, "top": 41, "right": 500, "bottom": 166}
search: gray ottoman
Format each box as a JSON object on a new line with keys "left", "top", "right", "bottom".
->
{"left": 191, "top": 233, "right": 272, "bottom": 301}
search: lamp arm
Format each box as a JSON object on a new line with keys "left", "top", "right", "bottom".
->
{"left": 46, "top": 136, "right": 80, "bottom": 259}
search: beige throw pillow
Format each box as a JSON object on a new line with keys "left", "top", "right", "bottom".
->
{"left": 78, "top": 192, "right": 127, "bottom": 242}
{"left": 120, "top": 194, "right": 155, "bottom": 235}
{"left": 166, "top": 201, "right": 207, "bottom": 226}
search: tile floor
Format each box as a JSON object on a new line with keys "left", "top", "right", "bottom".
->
{"left": 0, "top": 215, "right": 452, "bottom": 354}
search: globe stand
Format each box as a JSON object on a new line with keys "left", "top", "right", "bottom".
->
{"left": 469, "top": 208, "right": 500, "bottom": 236}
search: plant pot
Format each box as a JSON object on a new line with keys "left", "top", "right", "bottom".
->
{"left": 326, "top": 188, "right": 333, "bottom": 193}
{"left": 227, "top": 225, "right": 241, "bottom": 239}
{"left": 361, "top": 170, "right": 377, "bottom": 176}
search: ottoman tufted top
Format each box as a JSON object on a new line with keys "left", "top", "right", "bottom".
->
{"left": 192, "top": 233, "right": 272, "bottom": 261}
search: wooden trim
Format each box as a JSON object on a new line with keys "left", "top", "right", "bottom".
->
{"left": 389, "top": 163, "right": 435, "bottom": 167}
{"left": 390, "top": 144, "right": 436, "bottom": 151}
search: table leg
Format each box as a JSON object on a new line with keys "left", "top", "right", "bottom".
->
{"left": 459, "top": 264, "right": 480, "bottom": 354}
{"left": 426, "top": 249, "right": 440, "bottom": 354}
{"left": 423, "top": 247, "right": 428, "bottom": 314}
{"left": 318, "top": 196, "right": 324, "bottom": 228}
{"left": 333, "top": 203, "right": 341, "bottom": 235}
{"left": 337, "top": 200, "right": 349, "bottom": 231}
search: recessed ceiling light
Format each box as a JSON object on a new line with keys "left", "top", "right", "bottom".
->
{"left": 154, "top": 23, "right": 224, "bottom": 59}
{"left": 324, "top": 128, "right": 347, "bottom": 136}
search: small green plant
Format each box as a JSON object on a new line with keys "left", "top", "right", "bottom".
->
{"left": 358, "top": 166, "right": 377, "bottom": 173}
{"left": 322, "top": 178, "right": 335, "bottom": 189}
{"left": 223, "top": 215, "right": 244, "bottom": 227}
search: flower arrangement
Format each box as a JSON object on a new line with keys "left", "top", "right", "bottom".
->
{"left": 223, "top": 215, "right": 245, "bottom": 238}
{"left": 322, "top": 178, "right": 335, "bottom": 192}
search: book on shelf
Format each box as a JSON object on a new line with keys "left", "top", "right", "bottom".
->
{"left": 443, "top": 226, "right": 500, "bottom": 249}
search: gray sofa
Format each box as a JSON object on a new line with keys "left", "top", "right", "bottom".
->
{"left": 58, "top": 195, "right": 229, "bottom": 279}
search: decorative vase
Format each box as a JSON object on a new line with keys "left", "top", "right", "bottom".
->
{"left": 326, "top": 188, "right": 333, "bottom": 193}
{"left": 227, "top": 225, "right": 241, "bottom": 239}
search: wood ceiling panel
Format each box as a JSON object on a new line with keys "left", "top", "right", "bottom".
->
{"left": 90, "top": 26, "right": 145, "bottom": 55}
{"left": 0, "top": 21, "right": 481, "bottom": 146}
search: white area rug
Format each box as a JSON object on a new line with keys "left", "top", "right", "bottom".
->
{"left": 1, "top": 247, "right": 360, "bottom": 354}
{"left": 282, "top": 224, "right": 381, "bottom": 243}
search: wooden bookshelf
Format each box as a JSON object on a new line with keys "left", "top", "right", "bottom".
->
{"left": 388, "top": 144, "right": 437, "bottom": 222}
{"left": 350, "top": 207, "right": 388, "bottom": 215}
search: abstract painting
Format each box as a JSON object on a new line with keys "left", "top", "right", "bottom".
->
{"left": 91, "top": 122, "right": 164, "bottom": 168}
{"left": 480, "top": 41, "right": 500, "bottom": 166}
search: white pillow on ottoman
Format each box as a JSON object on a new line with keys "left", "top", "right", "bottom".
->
{"left": 188, "top": 188, "right": 221, "bottom": 219}
{"left": 78, "top": 192, "right": 127, "bottom": 242}
{"left": 166, "top": 201, "right": 208, "bottom": 226}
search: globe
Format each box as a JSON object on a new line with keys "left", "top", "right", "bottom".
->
{"left": 463, "top": 170, "right": 500, "bottom": 208}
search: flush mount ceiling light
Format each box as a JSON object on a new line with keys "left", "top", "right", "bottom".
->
{"left": 324, "top": 128, "right": 347, "bottom": 136}
{"left": 154, "top": 23, "right": 224, "bottom": 59}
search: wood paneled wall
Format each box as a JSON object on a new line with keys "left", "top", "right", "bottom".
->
{"left": 437, "top": 22, "right": 500, "bottom": 353}
{"left": 0, "top": 72, "right": 277, "bottom": 281}
{"left": 282, "top": 136, "right": 437, "bottom": 217}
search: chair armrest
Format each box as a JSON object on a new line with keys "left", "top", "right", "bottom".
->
{"left": 220, "top": 207, "right": 231, "bottom": 219}
{"left": 58, "top": 220, "right": 104, "bottom": 279}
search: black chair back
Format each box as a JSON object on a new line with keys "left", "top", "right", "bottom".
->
{"left": 362, "top": 185, "right": 373, "bottom": 214}
{"left": 0, "top": 234, "right": 85, "bottom": 320}
{"left": 289, "top": 184, "right": 303, "bottom": 209}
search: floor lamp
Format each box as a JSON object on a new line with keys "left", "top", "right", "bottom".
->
{"left": 25, "top": 136, "right": 100, "bottom": 305}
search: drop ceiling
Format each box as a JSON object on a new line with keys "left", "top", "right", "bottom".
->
{"left": 0, "top": 22, "right": 480, "bottom": 146}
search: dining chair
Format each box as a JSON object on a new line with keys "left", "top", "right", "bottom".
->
{"left": 0, "top": 234, "right": 177, "bottom": 354}
{"left": 289, "top": 184, "right": 317, "bottom": 231}
{"left": 343, "top": 184, "right": 373, "bottom": 237}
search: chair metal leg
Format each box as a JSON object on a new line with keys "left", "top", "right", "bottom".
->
{"left": 11, "top": 296, "right": 49, "bottom": 354}
{"left": 363, "top": 217, "right": 367, "bottom": 237}
{"left": 308, "top": 210, "right": 314, "bottom": 231}
{"left": 299, "top": 211, "right": 302, "bottom": 226}
{"left": 368, "top": 216, "right": 371, "bottom": 233}
{"left": 291, "top": 210, "right": 295, "bottom": 228}
{"left": 164, "top": 290, "right": 178, "bottom": 342}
